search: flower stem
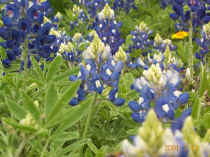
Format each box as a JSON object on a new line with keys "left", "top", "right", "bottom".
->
{"left": 21, "top": 39, "right": 29, "bottom": 75}
{"left": 188, "top": 15, "right": 194, "bottom": 79}
{"left": 82, "top": 93, "right": 97, "bottom": 139}
{"left": 15, "top": 136, "right": 27, "bottom": 157}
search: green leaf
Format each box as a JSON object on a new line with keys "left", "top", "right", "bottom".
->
{"left": 63, "top": 139, "right": 87, "bottom": 154}
{"left": 7, "top": 99, "right": 26, "bottom": 120}
{"left": 52, "top": 131, "right": 80, "bottom": 147}
{"left": 0, "top": 46, "right": 6, "bottom": 60}
{"left": 47, "top": 80, "right": 81, "bottom": 122}
{"left": 45, "top": 82, "right": 58, "bottom": 118}
{"left": 191, "top": 94, "right": 201, "bottom": 120}
{"left": 22, "top": 93, "right": 40, "bottom": 121}
{"left": 31, "top": 57, "right": 44, "bottom": 81}
{"left": 46, "top": 56, "right": 62, "bottom": 82}
{"left": 199, "top": 64, "right": 208, "bottom": 96}
{"left": 202, "top": 112, "right": 210, "bottom": 129}
{"left": 86, "top": 139, "right": 98, "bottom": 154}
{"left": 2, "top": 118, "right": 36, "bottom": 132}
{"left": 53, "top": 131, "right": 80, "bottom": 142}
{"left": 53, "top": 67, "right": 79, "bottom": 81}
{"left": 85, "top": 148, "right": 94, "bottom": 157}
{"left": 52, "top": 95, "right": 93, "bottom": 133}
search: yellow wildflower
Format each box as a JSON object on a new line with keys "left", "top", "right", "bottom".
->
{"left": 171, "top": 31, "right": 189, "bottom": 39}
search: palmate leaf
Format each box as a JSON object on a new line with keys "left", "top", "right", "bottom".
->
{"left": 51, "top": 95, "right": 94, "bottom": 134}
{"left": 46, "top": 56, "right": 63, "bottom": 82}
{"left": 46, "top": 80, "right": 81, "bottom": 122}
{"left": 7, "top": 99, "right": 26, "bottom": 120}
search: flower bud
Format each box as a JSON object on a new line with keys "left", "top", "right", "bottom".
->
{"left": 114, "top": 47, "right": 127, "bottom": 62}
{"left": 143, "top": 64, "right": 162, "bottom": 86}
{"left": 73, "top": 33, "right": 82, "bottom": 42}
{"left": 203, "top": 22, "right": 210, "bottom": 40}
{"left": 136, "top": 22, "right": 148, "bottom": 32}
{"left": 98, "top": 4, "right": 114, "bottom": 20}
{"left": 154, "top": 33, "right": 163, "bottom": 46}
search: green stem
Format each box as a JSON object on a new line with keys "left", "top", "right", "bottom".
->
{"left": 14, "top": 137, "right": 27, "bottom": 157}
{"left": 188, "top": 15, "right": 194, "bottom": 79}
{"left": 21, "top": 39, "right": 29, "bottom": 75}
{"left": 82, "top": 93, "right": 97, "bottom": 139}
{"left": 40, "top": 137, "right": 50, "bottom": 157}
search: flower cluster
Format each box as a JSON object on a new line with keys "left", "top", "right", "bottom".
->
{"left": 80, "top": 0, "right": 136, "bottom": 18}
{"left": 164, "top": 0, "right": 210, "bottom": 30}
{"left": 83, "top": 0, "right": 110, "bottom": 18}
{"left": 126, "top": 23, "right": 177, "bottom": 70}
{"left": 69, "top": 5, "right": 88, "bottom": 32}
{"left": 121, "top": 110, "right": 210, "bottom": 157}
{"left": 128, "top": 48, "right": 190, "bottom": 131}
{"left": 195, "top": 21, "right": 210, "bottom": 62}
{"left": 113, "top": 0, "right": 136, "bottom": 13}
{"left": 126, "top": 22, "right": 176, "bottom": 60}
{"left": 69, "top": 32, "right": 126, "bottom": 106}
{"left": 0, "top": 0, "right": 59, "bottom": 68}
{"left": 153, "top": 33, "right": 177, "bottom": 52}
{"left": 92, "top": 4, "right": 124, "bottom": 55}
{"left": 61, "top": 33, "right": 89, "bottom": 63}
{"left": 126, "top": 22, "right": 153, "bottom": 56}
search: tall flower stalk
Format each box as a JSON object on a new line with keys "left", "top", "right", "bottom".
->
{"left": 188, "top": 14, "right": 194, "bottom": 79}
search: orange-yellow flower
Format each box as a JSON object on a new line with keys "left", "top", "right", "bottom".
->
{"left": 171, "top": 31, "right": 189, "bottom": 39}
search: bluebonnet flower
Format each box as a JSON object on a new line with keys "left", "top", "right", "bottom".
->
{"left": 68, "top": 5, "right": 89, "bottom": 32}
{"left": 128, "top": 53, "right": 189, "bottom": 127}
{"left": 125, "top": 23, "right": 176, "bottom": 72}
{"left": 58, "top": 33, "right": 89, "bottom": 64}
{"left": 126, "top": 22, "right": 153, "bottom": 56}
{"left": 171, "top": 107, "right": 192, "bottom": 132}
{"left": 0, "top": 0, "right": 59, "bottom": 69}
{"left": 160, "top": 0, "right": 173, "bottom": 9}
{"left": 69, "top": 32, "right": 126, "bottom": 106}
{"left": 153, "top": 33, "right": 177, "bottom": 52}
{"left": 113, "top": 0, "right": 136, "bottom": 13}
{"left": 83, "top": 0, "right": 110, "bottom": 18}
{"left": 92, "top": 4, "right": 124, "bottom": 55}
{"left": 120, "top": 110, "right": 210, "bottom": 157}
{"left": 195, "top": 22, "right": 210, "bottom": 62}
{"left": 164, "top": 0, "right": 210, "bottom": 30}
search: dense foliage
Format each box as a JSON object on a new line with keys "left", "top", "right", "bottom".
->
{"left": 0, "top": 0, "right": 209, "bottom": 157}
